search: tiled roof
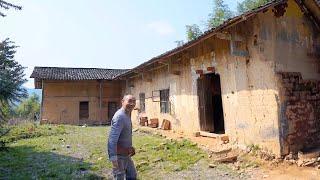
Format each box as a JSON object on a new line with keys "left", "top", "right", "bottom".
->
{"left": 30, "top": 66, "right": 129, "bottom": 80}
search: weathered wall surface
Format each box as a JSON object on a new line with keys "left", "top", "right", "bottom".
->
{"left": 128, "top": 60, "right": 199, "bottom": 133}
{"left": 254, "top": 0, "right": 320, "bottom": 155}
{"left": 42, "top": 80, "right": 123, "bottom": 125}
{"left": 277, "top": 72, "right": 320, "bottom": 155}
{"left": 126, "top": 0, "right": 319, "bottom": 155}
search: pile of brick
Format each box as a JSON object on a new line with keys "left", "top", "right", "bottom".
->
{"left": 148, "top": 118, "right": 159, "bottom": 128}
{"left": 278, "top": 72, "right": 320, "bottom": 154}
{"left": 139, "top": 117, "right": 148, "bottom": 126}
{"left": 161, "top": 119, "right": 171, "bottom": 130}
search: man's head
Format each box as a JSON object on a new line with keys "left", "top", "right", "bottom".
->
{"left": 121, "top": 94, "right": 136, "bottom": 113}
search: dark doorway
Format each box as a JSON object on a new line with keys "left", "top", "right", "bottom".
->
{"left": 108, "top": 102, "right": 118, "bottom": 121}
{"left": 197, "top": 73, "right": 225, "bottom": 134}
{"left": 79, "top": 101, "right": 89, "bottom": 124}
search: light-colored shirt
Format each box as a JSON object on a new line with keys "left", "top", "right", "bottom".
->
{"left": 107, "top": 108, "right": 133, "bottom": 161}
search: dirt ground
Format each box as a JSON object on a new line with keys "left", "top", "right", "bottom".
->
{"left": 137, "top": 126, "right": 320, "bottom": 180}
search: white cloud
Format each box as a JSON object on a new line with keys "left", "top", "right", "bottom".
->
{"left": 147, "top": 21, "right": 175, "bottom": 36}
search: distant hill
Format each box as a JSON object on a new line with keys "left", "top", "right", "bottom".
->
{"left": 26, "top": 88, "right": 42, "bottom": 99}
{"left": 11, "top": 88, "right": 42, "bottom": 106}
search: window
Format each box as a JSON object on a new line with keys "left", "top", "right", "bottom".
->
{"left": 79, "top": 101, "right": 89, "bottom": 119}
{"left": 139, "top": 93, "right": 145, "bottom": 112}
{"left": 160, "top": 89, "right": 170, "bottom": 113}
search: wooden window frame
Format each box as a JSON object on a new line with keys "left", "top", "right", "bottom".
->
{"left": 160, "top": 89, "right": 170, "bottom": 114}
{"left": 139, "top": 93, "right": 145, "bottom": 113}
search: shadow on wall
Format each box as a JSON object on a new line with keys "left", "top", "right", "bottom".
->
{"left": 0, "top": 145, "right": 109, "bottom": 179}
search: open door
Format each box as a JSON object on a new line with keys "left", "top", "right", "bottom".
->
{"left": 108, "top": 102, "right": 118, "bottom": 122}
{"left": 197, "top": 73, "right": 225, "bottom": 134}
{"left": 79, "top": 101, "right": 89, "bottom": 125}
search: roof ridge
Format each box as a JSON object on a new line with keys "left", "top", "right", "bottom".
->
{"left": 34, "top": 66, "right": 129, "bottom": 70}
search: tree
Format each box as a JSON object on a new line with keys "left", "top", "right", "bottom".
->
{"left": 237, "top": 0, "right": 271, "bottom": 14}
{"left": 0, "top": 38, "right": 27, "bottom": 122}
{"left": 0, "top": 0, "right": 22, "bottom": 17}
{"left": 207, "top": 0, "right": 233, "bottom": 29}
{"left": 184, "top": 0, "right": 233, "bottom": 41}
{"left": 186, "top": 24, "right": 202, "bottom": 41}
{"left": 14, "top": 93, "right": 40, "bottom": 120}
{"left": 174, "top": 40, "right": 185, "bottom": 47}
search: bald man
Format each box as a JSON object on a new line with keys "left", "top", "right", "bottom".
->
{"left": 107, "top": 95, "right": 137, "bottom": 180}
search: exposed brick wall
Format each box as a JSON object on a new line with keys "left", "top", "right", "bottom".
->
{"left": 278, "top": 72, "right": 320, "bottom": 155}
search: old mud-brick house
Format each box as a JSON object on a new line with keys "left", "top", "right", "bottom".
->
{"left": 30, "top": 67, "right": 127, "bottom": 125}
{"left": 116, "top": 0, "right": 320, "bottom": 156}
{"left": 31, "top": 0, "right": 320, "bottom": 156}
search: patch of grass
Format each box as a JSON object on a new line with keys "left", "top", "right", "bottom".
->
{"left": 0, "top": 123, "right": 69, "bottom": 144}
{"left": 133, "top": 135, "right": 205, "bottom": 177}
{"left": 248, "top": 144, "right": 261, "bottom": 155}
{"left": 0, "top": 125, "right": 206, "bottom": 179}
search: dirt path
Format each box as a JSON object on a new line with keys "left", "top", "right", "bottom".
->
{"left": 137, "top": 126, "right": 320, "bottom": 180}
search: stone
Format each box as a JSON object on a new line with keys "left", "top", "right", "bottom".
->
{"left": 193, "top": 132, "right": 200, "bottom": 137}
{"left": 220, "top": 135, "right": 229, "bottom": 142}
{"left": 303, "top": 161, "right": 315, "bottom": 167}
{"left": 215, "top": 154, "right": 238, "bottom": 163}
{"left": 297, "top": 159, "right": 304, "bottom": 167}
{"left": 153, "top": 157, "right": 163, "bottom": 163}
{"left": 263, "top": 175, "right": 269, "bottom": 178}
{"left": 212, "top": 148, "right": 232, "bottom": 155}
{"left": 209, "top": 163, "right": 217, "bottom": 168}
{"left": 66, "top": 145, "right": 71, "bottom": 148}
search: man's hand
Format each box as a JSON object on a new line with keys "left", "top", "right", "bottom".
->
{"left": 129, "top": 147, "right": 135, "bottom": 156}
{"left": 111, "top": 160, "right": 119, "bottom": 169}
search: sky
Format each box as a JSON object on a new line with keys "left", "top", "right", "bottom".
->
{"left": 0, "top": 0, "right": 242, "bottom": 89}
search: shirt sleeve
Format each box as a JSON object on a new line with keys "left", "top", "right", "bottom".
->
{"left": 107, "top": 114, "right": 124, "bottom": 161}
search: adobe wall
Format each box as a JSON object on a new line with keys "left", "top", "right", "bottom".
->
{"left": 41, "top": 80, "right": 123, "bottom": 125}
{"left": 126, "top": 0, "right": 319, "bottom": 156}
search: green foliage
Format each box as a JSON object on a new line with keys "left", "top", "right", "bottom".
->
{"left": 184, "top": 0, "right": 272, "bottom": 41}
{"left": 207, "top": 0, "right": 233, "bottom": 28}
{"left": 0, "top": 38, "right": 27, "bottom": 122}
{"left": 14, "top": 93, "right": 40, "bottom": 120}
{"left": 186, "top": 24, "right": 202, "bottom": 41}
{"left": 185, "top": 0, "right": 233, "bottom": 41}
{"left": 237, "top": 0, "right": 271, "bottom": 14}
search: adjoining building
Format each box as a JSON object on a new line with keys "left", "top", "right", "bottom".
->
{"left": 31, "top": 0, "right": 320, "bottom": 156}
{"left": 30, "top": 67, "right": 127, "bottom": 125}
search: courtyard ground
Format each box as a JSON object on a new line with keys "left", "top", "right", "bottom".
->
{"left": 0, "top": 124, "right": 319, "bottom": 179}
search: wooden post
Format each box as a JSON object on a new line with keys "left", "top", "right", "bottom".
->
{"left": 99, "top": 80, "right": 102, "bottom": 123}
{"left": 40, "top": 79, "right": 44, "bottom": 123}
